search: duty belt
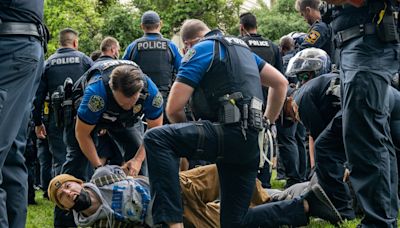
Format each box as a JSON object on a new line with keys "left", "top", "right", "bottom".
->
{"left": 0, "top": 20, "right": 49, "bottom": 52}
{"left": 334, "top": 23, "right": 376, "bottom": 48}
{"left": 0, "top": 22, "right": 41, "bottom": 38}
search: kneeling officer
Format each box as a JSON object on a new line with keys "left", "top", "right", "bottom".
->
{"left": 63, "top": 59, "right": 163, "bottom": 181}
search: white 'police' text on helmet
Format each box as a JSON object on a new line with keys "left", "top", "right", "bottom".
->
{"left": 285, "top": 48, "right": 331, "bottom": 78}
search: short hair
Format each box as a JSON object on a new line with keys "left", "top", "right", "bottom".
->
{"left": 90, "top": 50, "right": 102, "bottom": 61}
{"left": 279, "top": 36, "right": 295, "bottom": 51}
{"left": 180, "top": 19, "right": 209, "bottom": 42}
{"left": 109, "top": 65, "right": 144, "bottom": 97}
{"left": 142, "top": 23, "right": 160, "bottom": 31}
{"left": 100, "top": 36, "right": 119, "bottom": 52}
{"left": 295, "top": 0, "right": 321, "bottom": 11}
{"left": 59, "top": 28, "right": 78, "bottom": 46}
{"left": 239, "top": 12, "right": 257, "bottom": 30}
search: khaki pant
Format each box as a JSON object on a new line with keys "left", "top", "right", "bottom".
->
{"left": 180, "top": 165, "right": 270, "bottom": 228}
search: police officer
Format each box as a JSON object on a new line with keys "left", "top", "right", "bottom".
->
{"left": 287, "top": 48, "right": 355, "bottom": 220}
{"left": 33, "top": 28, "right": 93, "bottom": 179}
{"left": 296, "top": 0, "right": 333, "bottom": 58}
{"left": 326, "top": 0, "right": 399, "bottom": 226}
{"left": 143, "top": 19, "right": 294, "bottom": 227}
{"left": 123, "top": 10, "right": 181, "bottom": 122}
{"left": 63, "top": 36, "right": 163, "bottom": 179}
{"left": 0, "top": 1, "right": 48, "bottom": 227}
{"left": 36, "top": 95, "right": 51, "bottom": 199}
{"left": 239, "top": 12, "right": 283, "bottom": 72}
{"left": 238, "top": 12, "right": 283, "bottom": 188}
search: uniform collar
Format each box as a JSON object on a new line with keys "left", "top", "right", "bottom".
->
{"left": 144, "top": 32, "right": 163, "bottom": 38}
{"left": 204, "top": 29, "right": 223, "bottom": 38}
{"left": 96, "top": 55, "right": 115, "bottom": 62}
{"left": 245, "top": 33, "right": 261, "bottom": 38}
{"left": 57, "top": 47, "right": 76, "bottom": 53}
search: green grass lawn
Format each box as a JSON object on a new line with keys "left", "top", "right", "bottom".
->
{"left": 26, "top": 174, "right": 376, "bottom": 228}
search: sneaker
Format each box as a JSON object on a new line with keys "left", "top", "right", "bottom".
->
{"left": 304, "top": 183, "right": 343, "bottom": 224}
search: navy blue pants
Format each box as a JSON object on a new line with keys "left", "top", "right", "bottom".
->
{"left": 144, "top": 121, "right": 308, "bottom": 227}
{"left": 47, "top": 113, "right": 68, "bottom": 176}
{"left": 340, "top": 35, "right": 399, "bottom": 227}
{"left": 0, "top": 36, "right": 43, "bottom": 228}
{"left": 277, "top": 120, "right": 302, "bottom": 187}
{"left": 37, "top": 137, "right": 51, "bottom": 193}
{"left": 314, "top": 112, "right": 355, "bottom": 220}
{"left": 389, "top": 89, "right": 400, "bottom": 200}
{"left": 296, "top": 123, "right": 308, "bottom": 181}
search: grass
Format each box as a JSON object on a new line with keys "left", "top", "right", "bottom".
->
{"left": 27, "top": 191, "right": 54, "bottom": 228}
{"left": 26, "top": 174, "right": 388, "bottom": 228}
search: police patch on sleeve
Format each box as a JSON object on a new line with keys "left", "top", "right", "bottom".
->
{"left": 152, "top": 92, "right": 163, "bottom": 108}
{"left": 88, "top": 95, "right": 105, "bottom": 112}
{"left": 304, "top": 30, "right": 321, "bottom": 44}
{"left": 182, "top": 48, "right": 196, "bottom": 63}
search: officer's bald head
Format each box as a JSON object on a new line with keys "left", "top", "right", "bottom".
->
{"left": 59, "top": 28, "right": 78, "bottom": 48}
{"left": 180, "top": 19, "right": 210, "bottom": 43}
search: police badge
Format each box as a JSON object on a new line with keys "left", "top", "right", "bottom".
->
{"left": 88, "top": 95, "right": 105, "bottom": 112}
{"left": 152, "top": 92, "right": 163, "bottom": 108}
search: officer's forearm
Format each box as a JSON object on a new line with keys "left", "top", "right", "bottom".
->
{"left": 76, "top": 133, "right": 102, "bottom": 167}
{"left": 132, "top": 145, "right": 146, "bottom": 163}
{"left": 168, "top": 109, "right": 187, "bottom": 124}
{"left": 264, "top": 87, "right": 286, "bottom": 123}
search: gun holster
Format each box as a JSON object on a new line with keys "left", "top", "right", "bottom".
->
{"left": 218, "top": 92, "right": 243, "bottom": 124}
{"left": 376, "top": 12, "right": 400, "bottom": 43}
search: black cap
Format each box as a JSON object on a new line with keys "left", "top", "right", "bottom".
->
{"left": 141, "top": 11, "right": 160, "bottom": 25}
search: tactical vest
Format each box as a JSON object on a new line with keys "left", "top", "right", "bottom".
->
{"left": 191, "top": 35, "right": 264, "bottom": 122}
{"left": 241, "top": 35, "right": 276, "bottom": 66}
{"left": 130, "top": 36, "right": 174, "bottom": 92}
{"left": 72, "top": 59, "right": 148, "bottom": 128}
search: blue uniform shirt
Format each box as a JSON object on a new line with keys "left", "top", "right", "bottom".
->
{"left": 176, "top": 34, "right": 267, "bottom": 88}
{"left": 122, "top": 33, "right": 182, "bottom": 71}
{"left": 300, "top": 20, "right": 332, "bottom": 57}
{"left": 77, "top": 74, "right": 163, "bottom": 125}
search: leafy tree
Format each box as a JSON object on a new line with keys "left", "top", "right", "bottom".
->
{"left": 44, "top": 0, "right": 103, "bottom": 56}
{"left": 130, "top": 0, "right": 243, "bottom": 37}
{"left": 253, "top": 0, "right": 308, "bottom": 42}
{"left": 99, "top": 3, "right": 142, "bottom": 51}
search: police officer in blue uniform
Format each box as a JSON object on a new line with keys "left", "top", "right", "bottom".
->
{"left": 33, "top": 28, "right": 93, "bottom": 178}
{"left": 287, "top": 48, "right": 355, "bottom": 220}
{"left": 238, "top": 12, "right": 283, "bottom": 188}
{"left": 0, "top": 1, "right": 48, "bottom": 227}
{"left": 142, "top": 19, "right": 326, "bottom": 227}
{"left": 123, "top": 10, "right": 181, "bottom": 122}
{"left": 326, "top": 0, "right": 400, "bottom": 226}
{"left": 296, "top": 0, "right": 333, "bottom": 58}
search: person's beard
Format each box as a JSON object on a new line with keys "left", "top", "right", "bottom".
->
{"left": 71, "top": 188, "right": 92, "bottom": 212}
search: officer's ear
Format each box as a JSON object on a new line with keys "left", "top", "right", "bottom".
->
{"left": 73, "top": 38, "right": 79, "bottom": 50}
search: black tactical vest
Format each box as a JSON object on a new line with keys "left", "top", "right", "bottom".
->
{"left": 129, "top": 35, "right": 174, "bottom": 92}
{"left": 191, "top": 34, "right": 264, "bottom": 122}
{"left": 72, "top": 59, "right": 148, "bottom": 128}
{"left": 45, "top": 48, "right": 91, "bottom": 95}
{"left": 241, "top": 34, "right": 276, "bottom": 66}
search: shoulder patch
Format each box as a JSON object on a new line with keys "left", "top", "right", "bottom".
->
{"left": 152, "top": 92, "right": 164, "bottom": 108}
{"left": 88, "top": 95, "right": 105, "bottom": 112}
{"left": 182, "top": 48, "right": 196, "bottom": 63}
{"left": 133, "top": 104, "right": 142, "bottom": 114}
{"left": 304, "top": 30, "right": 321, "bottom": 45}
